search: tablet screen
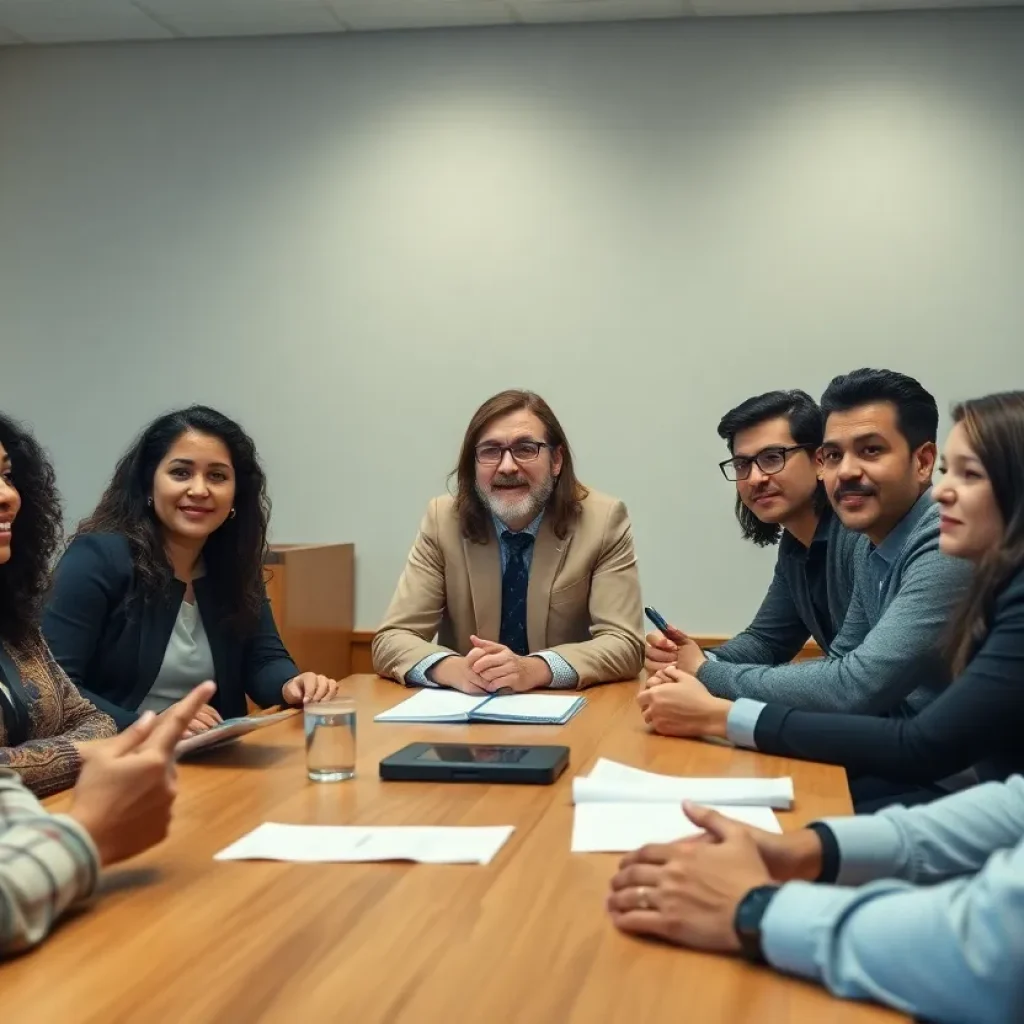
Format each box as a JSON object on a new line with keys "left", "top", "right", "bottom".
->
{"left": 416, "top": 744, "right": 530, "bottom": 764}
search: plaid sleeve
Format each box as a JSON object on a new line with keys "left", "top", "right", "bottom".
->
{"left": 0, "top": 769, "right": 100, "bottom": 955}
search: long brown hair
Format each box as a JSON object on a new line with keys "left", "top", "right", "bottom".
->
{"left": 451, "top": 390, "right": 588, "bottom": 544}
{"left": 945, "top": 391, "right": 1024, "bottom": 675}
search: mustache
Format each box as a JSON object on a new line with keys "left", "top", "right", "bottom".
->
{"left": 835, "top": 482, "right": 877, "bottom": 499}
{"left": 492, "top": 474, "right": 528, "bottom": 488}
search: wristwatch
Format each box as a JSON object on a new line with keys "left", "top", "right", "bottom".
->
{"left": 733, "top": 885, "right": 781, "bottom": 964}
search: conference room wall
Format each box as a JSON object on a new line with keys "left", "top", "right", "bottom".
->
{"left": 1, "top": 9, "right": 1022, "bottom": 632}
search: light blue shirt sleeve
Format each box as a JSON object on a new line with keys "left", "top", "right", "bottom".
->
{"left": 533, "top": 651, "right": 579, "bottom": 689}
{"left": 762, "top": 841, "right": 1024, "bottom": 1024}
{"left": 725, "top": 698, "right": 765, "bottom": 749}
{"left": 405, "top": 651, "right": 453, "bottom": 688}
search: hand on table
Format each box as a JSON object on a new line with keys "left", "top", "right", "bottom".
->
{"left": 282, "top": 673, "right": 341, "bottom": 706}
{"left": 179, "top": 703, "right": 222, "bottom": 737}
{"left": 636, "top": 666, "right": 732, "bottom": 739}
{"left": 427, "top": 656, "right": 490, "bottom": 694}
{"left": 69, "top": 681, "right": 216, "bottom": 867}
{"left": 466, "top": 635, "right": 551, "bottom": 693}
{"left": 607, "top": 802, "right": 774, "bottom": 953}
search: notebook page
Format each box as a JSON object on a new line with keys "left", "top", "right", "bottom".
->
{"left": 473, "top": 694, "right": 583, "bottom": 722}
{"left": 374, "top": 690, "right": 487, "bottom": 722}
{"left": 571, "top": 803, "right": 781, "bottom": 854}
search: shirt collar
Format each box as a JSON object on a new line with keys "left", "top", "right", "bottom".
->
{"left": 492, "top": 510, "right": 545, "bottom": 541}
{"left": 873, "top": 488, "right": 934, "bottom": 565}
{"left": 779, "top": 505, "right": 833, "bottom": 559}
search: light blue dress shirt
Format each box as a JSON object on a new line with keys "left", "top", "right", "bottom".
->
{"left": 406, "top": 511, "right": 578, "bottom": 689}
{"left": 762, "top": 774, "right": 1024, "bottom": 1022}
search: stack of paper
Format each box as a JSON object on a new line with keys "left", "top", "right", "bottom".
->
{"left": 214, "top": 823, "right": 515, "bottom": 865}
{"left": 571, "top": 759, "right": 791, "bottom": 853}
{"left": 374, "top": 690, "right": 585, "bottom": 725}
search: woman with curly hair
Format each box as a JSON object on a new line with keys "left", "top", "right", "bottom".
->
{"left": 0, "top": 413, "right": 115, "bottom": 797}
{"left": 44, "top": 405, "right": 340, "bottom": 734}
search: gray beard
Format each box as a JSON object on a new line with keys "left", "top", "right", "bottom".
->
{"left": 477, "top": 474, "right": 557, "bottom": 527}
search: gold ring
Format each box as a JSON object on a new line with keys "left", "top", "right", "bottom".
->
{"left": 637, "top": 887, "right": 652, "bottom": 911}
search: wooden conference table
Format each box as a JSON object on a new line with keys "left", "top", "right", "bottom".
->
{"left": 6, "top": 675, "right": 905, "bottom": 1023}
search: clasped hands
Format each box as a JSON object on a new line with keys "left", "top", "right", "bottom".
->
{"left": 429, "top": 635, "right": 552, "bottom": 694}
{"left": 640, "top": 628, "right": 731, "bottom": 740}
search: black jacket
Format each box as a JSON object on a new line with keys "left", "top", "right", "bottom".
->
{"left": 43, "top": 532, "right": 298, "bottom": 730}
{"left": 751, "top": 568, "right": 1024, "bottom": 785}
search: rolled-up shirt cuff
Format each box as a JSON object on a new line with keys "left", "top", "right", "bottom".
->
{"left": 405, "top": 652, "right": 453, "bottom": 687}
{"left": 726, "top": 698, "right": 766, "bottom": 749}
{"left": 703, "top": 649, "right": 719, "bottom": 662}
{"left": 533, "top": 651, "right": 578, "bottom": 689}
{"left": 814, "top": 814, "right": 905, "bottom": 886}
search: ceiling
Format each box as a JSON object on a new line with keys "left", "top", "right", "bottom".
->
{"left": 0, "top": 0, "right": 1018, "bottom": 46}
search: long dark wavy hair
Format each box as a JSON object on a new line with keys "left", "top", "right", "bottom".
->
{"left": 72, "top": 405, "right": 271, "bottom": 631}
{"left": 944, "top": 392, "right": 1024, "bottom": 676}
{"left": 0, "top": 412, "right": 63, "bottom": 649}
{"left": 451, "top": 390, "right": 588, "bottom": 544}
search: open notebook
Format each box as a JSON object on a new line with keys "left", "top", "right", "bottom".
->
{"left": 374, "top": 689, "right": 586, "bottom": 725}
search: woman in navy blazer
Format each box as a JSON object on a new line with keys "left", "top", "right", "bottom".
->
{"left": 44, "top": 405, "right": 339, "bottom": 732}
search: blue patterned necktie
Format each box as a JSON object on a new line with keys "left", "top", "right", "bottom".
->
{"left": 499, "top": 533, "right": 534, "bottom": 656}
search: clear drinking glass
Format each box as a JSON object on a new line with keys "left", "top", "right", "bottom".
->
{"left": 304, "top": 698, "right": 356, "bottom": 782}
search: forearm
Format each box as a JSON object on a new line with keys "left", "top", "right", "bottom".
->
{"left": 249, "top": 659, "right": 300, "bottom": 708}
{"left": 74, "top": 688, "right": 138, "bottom": 731}
{"left": 549, "top": 631, "right": 643, "bottom": 687}
{"left": 763, "top": 850, "right": 1024, "bottom": 1024}
{"left": 0, "top": 806, "right": 99, "bottom": 955}
{"left": 821, "top": 776, "right": 1024, "bottom": 886}
{"left": 0, "top": 737, "right": 84, "bottom": 798}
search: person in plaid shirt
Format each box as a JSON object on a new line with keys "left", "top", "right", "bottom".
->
{"left": 1, "top": 680, "right": 214, "bottom": 954}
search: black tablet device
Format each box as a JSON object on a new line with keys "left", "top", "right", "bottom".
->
{"left": 379, "top": 742, "right": 569, "bottom": 785}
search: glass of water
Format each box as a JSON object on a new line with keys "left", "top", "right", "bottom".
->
{"left": 304, "top": 698, "right": 356, "bottom": 782}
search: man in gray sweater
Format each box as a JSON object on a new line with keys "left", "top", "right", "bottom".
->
{"left": 645, "top": 368, "right": 971, "bottom": 724}
{"left": 646, "top": 388, "right": 863, "bottom": 673}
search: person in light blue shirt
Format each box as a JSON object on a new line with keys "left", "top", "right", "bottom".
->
{"left": 607, "top": 779, "right": 1024, "bottom": 1024}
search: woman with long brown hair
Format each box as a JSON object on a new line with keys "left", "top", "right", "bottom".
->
{"left": 641, "top": 391, "right": 1024, "bottom": 808}
{"left": 0, "top": 412, "right": 115, "bottom": 796}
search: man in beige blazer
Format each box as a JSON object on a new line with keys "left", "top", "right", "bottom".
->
{"left": 372, "top": 390, "right": 644, "bottom": 692}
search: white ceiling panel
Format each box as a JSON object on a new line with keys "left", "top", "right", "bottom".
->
{"left": 331, "top": 0, "right": 515, "bottom": 31}
{"left": 514, "top": 0, "right": 690, "bottom": 25}
{"left": 692, "top": 0, "right": 1018, "bottom": 12}
{"left": 141, "top": 0, "right": 343, "bottom": 37}
{"left": 0, "top": 0, "right": 1020, "bottom": 45}
{"left": 0, "top": 0, "right": 172, "bottom": 42}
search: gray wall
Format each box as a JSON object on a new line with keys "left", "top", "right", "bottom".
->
{"left": 2, "top": 9, "right": 1023, "bottom": 630}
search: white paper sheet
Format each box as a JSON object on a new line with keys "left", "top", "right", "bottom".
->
{"left": 574, "top": 758, "right": 794, "bottom": 809}
{"left": 571, "top": 802, "right": 782, "bottom": 853}
{"left": 214, "top": 822, "right": 515, "bottom": 865}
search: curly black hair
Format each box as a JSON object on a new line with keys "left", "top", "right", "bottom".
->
{"left": 0, "top": 412, "right": 63, "bottom": 648}
{"left": 72, "top": 405, "right": 271, "bottom": 632}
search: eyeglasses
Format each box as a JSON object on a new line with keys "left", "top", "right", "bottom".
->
{"left": 475, "top": 440, "right": 553, "bottom": 465}
{"left": 719, "top": 444, "right": 816, "bottom": 482}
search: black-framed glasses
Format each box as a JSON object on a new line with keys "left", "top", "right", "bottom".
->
{"left": 475, "top": 440, "right": 553, "bottom": 465}
{"left": 719, "top": 443, "right": 816, "bottom": 482}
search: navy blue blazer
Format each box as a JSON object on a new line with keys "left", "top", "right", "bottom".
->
{"left": 43, "top": 532, "right": 298, "bottom": 730}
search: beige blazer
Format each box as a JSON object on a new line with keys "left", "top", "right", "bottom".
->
{"left": 372, "top": 490, "right": 644, "bottom": 688}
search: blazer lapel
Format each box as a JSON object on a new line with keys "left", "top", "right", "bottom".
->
{"left": 464, "top": 531, "right": 502, "bottom": 644}
{"left": 527, "top": 517, "right": 571, "bottom": 652}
